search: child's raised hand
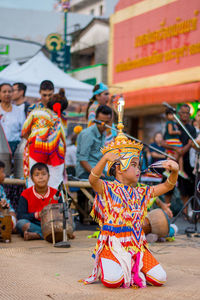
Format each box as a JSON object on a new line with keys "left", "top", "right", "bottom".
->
{"left": 105, "top": 152, "right": 121, "bottom": 163}
{"left": 162, "top": 159, "right": 179, "bottom": 172}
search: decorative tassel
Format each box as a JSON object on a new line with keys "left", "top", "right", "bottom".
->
{"left": 53, "top": 102, "right": 61, "bottom": 117}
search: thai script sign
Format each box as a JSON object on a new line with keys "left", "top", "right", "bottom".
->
{"left": 112, "top": 0, "right": 200, "bottom": 83}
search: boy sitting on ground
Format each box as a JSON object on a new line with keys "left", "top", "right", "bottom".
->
{"left": 0, "top": 161, "right": 17, "bottom": 231}
{"left": 16, "top": 162, "right": 61, "bottom": 241}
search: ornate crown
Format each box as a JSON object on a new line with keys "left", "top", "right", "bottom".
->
{"left": 101, "top": 97, "right": 143, "bottom": 175}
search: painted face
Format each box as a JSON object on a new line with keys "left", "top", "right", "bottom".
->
{"left": 40, "top": 89, "right": 54, "bottom": 107}
{"left": 0, "top": 168, "right": 5, "bottom": 184}
{"left": 0, "top": 84, "right": 13, "bottom": 103}
{"left": 121, "top": 157, "right": 141, "bottom": 184}
{"left": 31, "top": 168, "right": 49, "bottom": 189}
{"left": 96, "top": 90, "right": 109, "bottom": 105}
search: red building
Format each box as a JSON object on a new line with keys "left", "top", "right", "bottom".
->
{"left": 108, "top": 0, "right": 200, "bottom": 141}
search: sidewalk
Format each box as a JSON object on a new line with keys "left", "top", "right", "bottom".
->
{"left": 0, "top": 226, "right": 200, "bottom": 300}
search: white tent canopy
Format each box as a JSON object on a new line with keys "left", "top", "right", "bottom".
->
{"left": 0, "top": 61, "right": 21, "bottom": 76}
{"left": 0, "top": 52, "right": 93, "bottom": 102}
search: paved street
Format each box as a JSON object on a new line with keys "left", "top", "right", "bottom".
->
{"left": 0, "top": 223, "right": 200, "bottom": 300}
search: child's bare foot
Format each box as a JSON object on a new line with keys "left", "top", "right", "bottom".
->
{"left": 24, "top": 231, "right": 40, "bottom": 241}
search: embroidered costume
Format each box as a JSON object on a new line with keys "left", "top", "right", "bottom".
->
{"left": 82, "top": 111, "right": 167, "bottom": 288}
{"left": 22, "top": 107, "right": 66, "bottom": 188}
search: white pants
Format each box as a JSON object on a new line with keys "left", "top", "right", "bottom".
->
{"left": 28, "top": 158, "right": 64, "bottom": 189}
{"left": 100, "top": 257, "right": 167, "bottom": 288}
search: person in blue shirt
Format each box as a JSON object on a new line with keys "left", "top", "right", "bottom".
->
{"left": 76, "top": 105, "right": 113, "bottom": 223}
{"left": 76, "top": 105, "right": 113, "bottom": 180}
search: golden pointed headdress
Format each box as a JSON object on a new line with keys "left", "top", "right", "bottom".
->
{"left": 101, "top": 97, "right": 143, "bottom": 175}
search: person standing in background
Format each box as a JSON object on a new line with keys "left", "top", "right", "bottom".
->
{"left": 164, "top": 109, "right": 187, "bottom": 179}
{"left": 190, "top": 109, "right": 200, "bottom": 169}
{"left": 28, "top": 80, "right": 54, "bottom": 113}
{"left": 22, "top": 89, "right": 68, "bottom": 189}
{"left": 0, "top": 83, "right": 25, "bottom": 156}
{"left": 86, "top": 83, "right": 116, "bottom": 145}
{"left": 177, "top": 104, "right": 196, "bottom": 216}
{"left": 12, "top": 82, "right": 30, "bottom": 117}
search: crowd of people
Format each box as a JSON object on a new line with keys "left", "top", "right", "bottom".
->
{"left": 146, "top": 104, "right": 199, "bottom": 216}
{"left": 0, "top": 79, "right": 199, "bottom": 289}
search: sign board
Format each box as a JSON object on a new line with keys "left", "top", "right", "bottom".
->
{"left": 0, "top": 44, "right": 9, "bottom": 55}
{"left": 109, "top": 0, "right": 200, "bottom": 94}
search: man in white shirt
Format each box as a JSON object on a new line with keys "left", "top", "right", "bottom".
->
{"left": 0, "top": 83, "right": 26, "bottom": 156}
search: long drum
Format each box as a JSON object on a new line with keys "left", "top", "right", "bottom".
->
{"left": 41, "top": 204, "right": 63, "bottom": 243}
{"left": 142, "top": 208, "right": 170, "bottom": 238}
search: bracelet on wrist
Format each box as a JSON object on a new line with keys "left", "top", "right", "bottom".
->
{"left": 167, "top": 177, "right": 176, "bottom": 186}
{"left": 91, "top": 170, "right": 100, "bottom": 178}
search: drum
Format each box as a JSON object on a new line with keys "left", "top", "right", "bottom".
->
{"left": 41, "top": 204, "right": 63, "bottom": 243}
{"left": 0, "top": 215, "right": 12, "bottom": 242}
{"left": 142, "top": 208, "right": 170, "bottom": 238}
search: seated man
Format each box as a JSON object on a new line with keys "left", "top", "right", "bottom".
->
{"left": 76, "top": 105, "right": 113, "bottom": 180}
{"left": 75, "top": 105, "right": 113, "bottom": 223}
{"left": 0, "top": 161, "right": 17, "bottom": 231}
{"left": 16, "top": 162, "right": 61, "bottom": 240}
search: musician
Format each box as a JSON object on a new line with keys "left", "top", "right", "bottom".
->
{"left": 76, "top": 105, "right": 113, "bottom": 223}
{"left": 76, "top": 105, "right": 112, "bottom": 180}
{"left": 0, "top": 161, "right": 17, "bottom": 230}
{"left": 16, "top": 163, "right": 61, "bottom": 241}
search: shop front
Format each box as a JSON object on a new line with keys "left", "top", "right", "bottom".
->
{"left": 108, "top": 0, "right": 200, "bottom": 142}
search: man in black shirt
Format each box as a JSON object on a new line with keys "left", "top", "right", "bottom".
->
{"left": 177, "top": 104, "right": 196, "bottom": 214}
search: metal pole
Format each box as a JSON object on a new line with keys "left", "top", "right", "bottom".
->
{"left": 64, "top": 11, "right": 67, "bottom": 72}
{"left": 94, "top": 121, "right": 175, "bottom": 160}
{"left": 173, "top": 113, "right": 200, "bottom": 149}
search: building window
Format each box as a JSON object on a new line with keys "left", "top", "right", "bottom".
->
{"left": 99, "top": 5, "right": 103, "bottom": 16}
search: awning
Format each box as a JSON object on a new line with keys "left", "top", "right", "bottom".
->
{"left": 124, "top": 82, "right": 200, "bottom": 109}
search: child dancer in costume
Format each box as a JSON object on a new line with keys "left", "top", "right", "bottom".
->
{"left": 82, "top": 115, "right": 179, "bottom": 288}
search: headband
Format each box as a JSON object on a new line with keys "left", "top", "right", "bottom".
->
{"left": 93, "top": 82, "right": 108, "bottom": 96}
